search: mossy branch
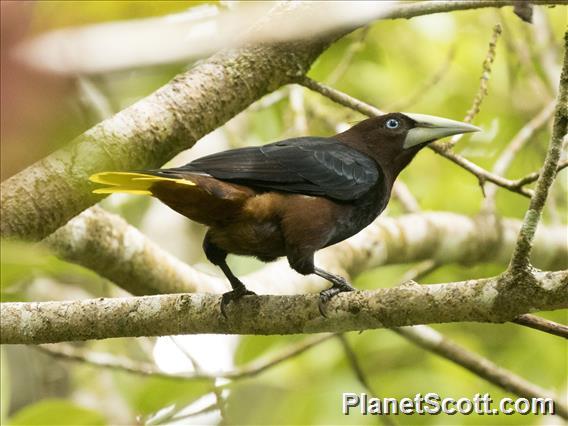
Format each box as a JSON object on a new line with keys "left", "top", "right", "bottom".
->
{"left": 1, "top": 270, "right": 566, "bottom": 345}
{"left": 508, "top": 32, "right": 568, "bottom": 272}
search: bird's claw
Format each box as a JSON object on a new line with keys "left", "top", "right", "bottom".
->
{"left": 318, "top": 279, "right": 355, "bottom": 317}
{"left": 220, "top": 288, "right": 256, "bottom": 319}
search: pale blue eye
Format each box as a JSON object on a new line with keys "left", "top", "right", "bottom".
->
{"left": 386, "top": 119, "right": 400, "bottom": 129}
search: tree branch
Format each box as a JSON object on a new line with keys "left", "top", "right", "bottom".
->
{"left": 483, "top": 100, "right": 556, "bottom": 212}
{"left": 43, "top": 206, "right": 227, "bottom": 296}
{"left": 512, "top": 314, "right": 568, "bottom": 339}
{"left": 447, "top": 23, "right": 501, "bottom": 147}
{"left": 511, "top": 160, "right": 568, "bottom": 188}
{"left": 42, "top": 209, "right": 568, "bottom": 298}
{"left": 508, "top": 32, "right": 568, "bottom": 271}
{"left": 317, "top": 212, "right": 567, "bottom": 279}
{"left": 386, "top": 264, "right": 568, "bottom": 416}
{"left": 0, "top": 40, "right": 330, "bottom": 241}
{"left": 336, "top": 335, "right": 397, "bottom": 426}
{"left": 377, "top": 1, "right": 562, "bottom": 21}
{"left": 393, "top": 325, "right": 568, "bottom": 418}
{"left": 36, "top": 334, "right": 333, "bottom": 381}
{"left": 1, "top": 270, "right": 566, "bottom": 344}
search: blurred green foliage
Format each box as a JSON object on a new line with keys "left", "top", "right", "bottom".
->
{"left": 0, "top": 241, "right": 101, "bottom": 300}
{"left": 8, "top": 399, "right": 106, "bottom": 426}
{"left": 29, "top": 1, "right": 202, "bottom": 32}
{"left": 0, "top": 349, "right": 9, "bottom": 424}
{"left": 116, "top": 374, "right": 212, "bottom": 416}
{"left": 1, "top": 1, "right": 566, "bottom": 425}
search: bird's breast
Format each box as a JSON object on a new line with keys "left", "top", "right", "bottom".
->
{"left": 325, "top": 181, "right": 390, "bottom": 247}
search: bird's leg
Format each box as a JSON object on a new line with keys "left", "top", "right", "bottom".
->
{"left": 217, "top": 262, "right": 256, "bottom": 319}
{"left": 314, "top": 268, "right": 356, "bottom": 316}
{"left": 203, "top": 234, "right": 256, "bottom": 318}
{"left": 287, "top": 249, "right": 356, "bottom": 316}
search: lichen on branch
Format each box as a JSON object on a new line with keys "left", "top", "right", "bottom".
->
{"left": 1, "top": 270, "right": 566, "bottom": 345}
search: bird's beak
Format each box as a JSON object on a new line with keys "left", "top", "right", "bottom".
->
{"left": 402, "top": 113, "right": 481, "bottom": 149}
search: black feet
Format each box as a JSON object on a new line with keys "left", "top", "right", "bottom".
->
{"left": 220, "top": 286, "right": 256, "bottom": 319}
{"left": 315, "top": 268, "right": 356, "bottom": 316}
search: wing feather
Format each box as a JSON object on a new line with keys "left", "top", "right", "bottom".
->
{"left": 153, "top": 137, "right": 380, "bottom": 201}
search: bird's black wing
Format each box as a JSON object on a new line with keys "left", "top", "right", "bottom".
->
{"left": 154, "top": 137, "right": 381, "bottom": 201}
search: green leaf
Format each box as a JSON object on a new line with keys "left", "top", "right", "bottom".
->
{"left": 8, "top": 399, "right": 106, "bottom": 426}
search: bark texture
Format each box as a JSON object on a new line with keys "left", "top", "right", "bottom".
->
{"left": 1, "top": 270, "right": 565, "bottom": 344}
{"left": 0, "top": 41, "right": 330, "bottom": 241}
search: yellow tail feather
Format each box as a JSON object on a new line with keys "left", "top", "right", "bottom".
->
{"left": 90, "top": 172, "right": 195, "bottom": 195}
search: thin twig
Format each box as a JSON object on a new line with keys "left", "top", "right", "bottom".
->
{"left": 508, "top": 33, "right": 568, "bottom": 272}
{"left": 299, "top": 76, "right": 384, "bottom": 117}
{"left": 390, "top": 260, "right": 568, "bottom": 419}
{"left": 465, "top": 24, "right": 502, "bottom": 123}
{"left": 386, "top": 45, "right": 456, "bottom": 112}
{"left": 36, "top": 334, "right": 334, "bottom": 382}
{"left": 336, "top": 335, "right": 396, "bottom": 426}
{"left": 169, "top": 336, "right": 201, "bottom": 373}
{"left": 76, "top": 76, "right": 114, "bottom": 122}
{"left": 35, "top": 344, "right": 188, "bottom": 380}
{"left": 491, "top": 101, "right": 556, "bottom": 179}
{"left": 498, "top": 11, "right": 554, "bottom": 101}
{"left": 351, "top": 265, "right": 562, "bottom": 422}
{"left": 248, "top": 88, "right": 290, "bottom": 112}
{"left": 337, "top": 335, "right": 377, "bottom": 395}
{"left": 289, "top": 85, "right": 309, "bottom": 135}
{"left": 483, "top": 100, "right": 556, "bottom": 212}
{"left": 448, "top": 24, "right": 502, "bottom": 147}
{"left": 398, "top": 260, "right": 439, "bottom": 285}
{"left": 519, "top": 16, "right": 558, "bottom": 94}
{"left": 513, "top": 314, "right": 568, "bottom": 339}
{"left": 168, "top": 337, "right": 228, "bottom": 421}
{"left": 531, "top": 7, "right": 561, "bottom": 92}
{"left": 327, "top": 27, "right": 370, "bottom": 86}
{"left": 393, "top": 326, "right": 568, "bottom": 419}
{"left": 167, "top": 401, "right": 220, "bottom": 423}
{"left": 298, "top": 76, "right": 534, "bottom": 198}
{"left": 429, "top": 144, "right": 534, "bottom": 198}
{"left": 510, "top": 160, "right": 568, "bottom": 188}
{"left": 392, "top": 181, "right": 421, "bottom": 213}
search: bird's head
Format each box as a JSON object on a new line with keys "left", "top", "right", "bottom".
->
{"left": 338, "top": 112, "right": 481, "bottom": 180}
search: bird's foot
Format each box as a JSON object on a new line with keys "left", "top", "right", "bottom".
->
{"left": 318, "top": 277, "right": 355, "bottom": 317}
{"left": 220, "top": 287, "right": 256, "bottom": 319}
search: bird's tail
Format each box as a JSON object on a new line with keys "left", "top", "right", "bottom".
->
{"left": 89, "top": 171, "right": 196, "bottom": 195}
{"left": 89, "top": 170, "right": 253, "bottom": 226}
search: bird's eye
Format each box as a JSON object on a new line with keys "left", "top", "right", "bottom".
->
{"left": 386, "top": 118, "right": 400, "bottom": 129}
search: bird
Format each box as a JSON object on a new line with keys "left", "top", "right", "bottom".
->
{"left": 90, "top": 112, "right": 480, "bottom": 317}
